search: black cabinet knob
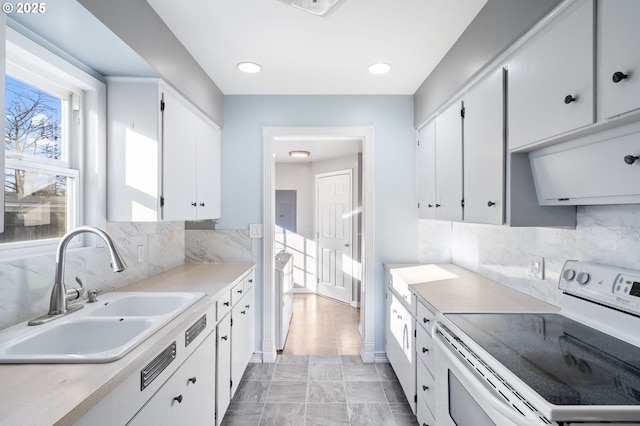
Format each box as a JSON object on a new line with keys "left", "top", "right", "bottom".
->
{"left": 223, "top": 301, "right": 230, "bottom": 306}
{"left": 423, "top": 318, "right": 429, "bottom": 323}
{"left": 487, "top": 201, "right": 496, "bottom": 207}
{"left": 237, "top": 289, "right": 243, "bottom": 294}
{"left": 245, "top": 304, "right": 250, "bottom": 309}
{"left": 422, "top": 347, "right": 429, "bottom": 353}
{"left": 199, "top": 202, "right": 205, "bottom": 207}
{"left": 612, "top": 71, "right": 629, "bottom": 83}
{"left": 241, "top": 310, "right": 246, "bottom": 314}
{"left": 427, "top": 204, "right": 433, "bottom": 208}
{"left": 422, "top": 385, "right": 429, "bottom": 391}
{"left": 191, "top": 202, "right": 197, "bottom": 206}
{"left": 435, "top": 204, "right": 441, "bottom": 208}
{"left": 221, "top": 335, "right": 228, "bottom": 341}
{"left": 188, "top": 377, "right": 197, "bottom": 384}
{"left": 173, "top": 395, "right": 183, "bottom": 404}
{"left": 624, "top": 155, "right": 639, "bottom": 165}
{"left": 564, "top": 95, "right": 577, "bottom": 104}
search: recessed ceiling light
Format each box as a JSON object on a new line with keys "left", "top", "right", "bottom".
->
{"left": 284, "top": 0, "right": 345, "bottom": 16}
{"left": 289, "top": 150, "right": 311, "bottom": 158}
{"left": 237, "top": 62, "right": 262, "bottom": 73}
{"left": 368, "top": 63, "right": 392, "bottom": 74}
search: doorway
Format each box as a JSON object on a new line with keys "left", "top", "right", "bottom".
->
{"left": 262, "top": 126, "right": 376, "bottom": 363}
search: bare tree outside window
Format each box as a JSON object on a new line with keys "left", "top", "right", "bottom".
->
{"left": 2, "top": 76, "right": 70, "bottom": 244}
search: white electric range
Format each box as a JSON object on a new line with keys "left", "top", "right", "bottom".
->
{"left": 434, "top": 260, "right": 640, "bottom": 425}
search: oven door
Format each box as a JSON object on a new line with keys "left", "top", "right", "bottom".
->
{"left": 434, "top": 330, "right": 545, "bottom": 426}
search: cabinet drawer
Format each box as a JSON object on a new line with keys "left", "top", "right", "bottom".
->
{"left": 416, "top": 391, "right": 436, "bottom": 426}
{"left": 416, "top": 301, "right": 435, "bottom": 330}
{"left": 216, "top": 291, "right": 232, "bottom": 321}
{"left": 417, "top": 357, "right": 435, "bottom": 415}
{"left": 231, "top": 281, "right": 245, "bottom": 305}
{"left": 388, "top": 272, "right": 416, "bottom": 315}
{"left": 416, "top": 323, "right": 435, "bottom": 370}
{"left": 243, "top": 271, "right": 255, "bottom": 292}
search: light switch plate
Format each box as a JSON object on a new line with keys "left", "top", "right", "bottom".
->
{"left": 528, "top": 255, "right": 544, "bottom": 280}
{"left": 249, "top": 224, "right": 263, "bottom": 239}
{"left": 137, "top": 245, "right": 145, "bottom": 263}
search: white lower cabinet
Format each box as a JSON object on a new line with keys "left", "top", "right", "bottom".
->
{"left": 128, "top": 333, "right": 216, "bottom": 425}
{"left": 216, "top": 312, "right": 232, "bottom": 426}
{"left": 385, "top": 288, "right": 416, "bottom": 414}
{"left": 231, "top": 285, "right": 255, "bottom": 396}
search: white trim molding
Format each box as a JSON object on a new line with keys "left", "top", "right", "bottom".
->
{"left": 263, "top": 126, "right": 376, "bottom": 363}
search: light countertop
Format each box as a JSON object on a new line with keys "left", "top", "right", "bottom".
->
{"left": 0, "top": 262, "right": 254, "bottom": 426}
{"left": 386, "top": 263, "right": 559, "bottom": 314}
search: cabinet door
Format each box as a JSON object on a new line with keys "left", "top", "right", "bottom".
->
{"left": 385, "top": 291, "right": 416, "bottom": 414}
{"left": 231, "top": 286, "right": 255, "bottom": 396}
{"left": 162, "top": 88, "right": 198, "bottom": 221}
{"left": 435, "top": 101, "right": 463, "bottom": 221}
{"left": 597, "top": 0, "right": 640, "bottom": 120}
{"left": 508, "top": 0, "right": 594, "bottom": 150}
{"left": 417, "top": 122, "right": 437, "bottom": 219}
{"left": 196, "top": 119, "right": 221, "bottom": 219}
{"left": 216, "top": 315, "right": 232, "bottom": 426}
{"left": 128, "top": 333, "right": 216, "bottom": 426}
{"left": 463, "top": 68, "right": 505, "bottom": 225}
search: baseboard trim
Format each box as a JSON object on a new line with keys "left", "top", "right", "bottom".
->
{"left": 374, "top": 352, "right": 389, "bottom": 363}
{"left": 249, "top": 352, "right": 263, "bottom": 363}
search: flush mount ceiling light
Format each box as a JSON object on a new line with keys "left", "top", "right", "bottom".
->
{"left": 282, "top": 0, "right": 345, "bottom": 16}
{"left": 368, "top": 63, "right": 392, "bottom": 74}
{"left": 237, "top": 62, "right": 262, "bottom": 73}
{"left": 289, "top": 150, "right": 311, "bottom": 158}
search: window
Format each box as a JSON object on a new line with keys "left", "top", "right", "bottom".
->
{"left": 2, "top": 75, "right": 79, "bottom": 248}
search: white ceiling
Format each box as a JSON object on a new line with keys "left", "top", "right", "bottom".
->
{"left": 146, "top": 0, "right": 487, "bottom": 95}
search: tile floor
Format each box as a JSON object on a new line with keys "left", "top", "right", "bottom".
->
{"left": 221, "top": 294, "right": 418, "bottom": 425}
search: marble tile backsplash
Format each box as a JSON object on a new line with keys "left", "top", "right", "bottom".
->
{"left": 185, "top": 229, "right": 253, "bottom": 263}
{"left": 0, "top": 221, "right": 186, "bottom": 330}
{"left": 419, "top": 205, "right": 640, "bottom": 308}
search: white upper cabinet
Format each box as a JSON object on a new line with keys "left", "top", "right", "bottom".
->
{"left": 417, "top": 121, "right": 436, "bottom": 219}
{"left": 597, "top": 0, "right": 640, "bottom": 120}
{"left": 107, "top": 78, "right": 221, "bottom": 222}
{"left": 434, "top": 101, "right": 464, "bottom": 221}
{"left": 463, "top": 68, "right": 505, "bottom": 225}
{"left": 508, "top": 0, "right": 594, "bottom": 150}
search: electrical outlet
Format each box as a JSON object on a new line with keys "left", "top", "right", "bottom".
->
{"left": 137, "top": 245, "right": 145, "bottom": 263}
{"left": 528, "top": 255, "right": 544, "bottom": 280}
{"left": 249, "top": 224, "right": 263, "bottom": 239}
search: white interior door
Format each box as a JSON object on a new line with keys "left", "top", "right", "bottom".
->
{"left": 315, "top": 170, "right": 352, "bottom": 304}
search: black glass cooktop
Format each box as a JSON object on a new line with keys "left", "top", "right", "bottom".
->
{"left": 445, "top": 313, "right": 640, "bottom": 406}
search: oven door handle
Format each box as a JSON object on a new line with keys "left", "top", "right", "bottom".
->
{"left": 435, "top": 330, "right": 541, "bottom": 426}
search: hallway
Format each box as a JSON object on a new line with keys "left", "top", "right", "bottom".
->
{"left": 282, "top": 294, "right": 361, "bottom": 355}
{"left": 221, "top": 296, "right": 417, "bottom": 425}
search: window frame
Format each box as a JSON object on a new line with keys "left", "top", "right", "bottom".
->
{"left": 2, "top": 27, "right": 106, "bottom": 258}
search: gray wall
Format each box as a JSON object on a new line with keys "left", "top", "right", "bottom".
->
{"left": 79, "top": 0, "right": 224, "bottom": 126}
{"left": 414, "top": 0, "right": 562, "bottom": 127}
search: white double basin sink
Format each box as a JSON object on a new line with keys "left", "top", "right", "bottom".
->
{"left": 0, "top": 291, "right": 204, "bottom": 363}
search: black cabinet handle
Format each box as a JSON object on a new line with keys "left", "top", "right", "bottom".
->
{"left": 624, "top": 155, "right": 639, "bottom": 165}
{"left": 173, "top": 395, "right": 183, "bottom": 404}
{"left": 188, "top": 377, "right": 197, "bottom": 384}
{"left": 249, "top": 278, "right": 253, "bottom": 283}
{"left": 221, "top": 335, "right": 228, "bottom": 341}
{"left": 237, "top": 289, "right": 243, "bottom": 294}
{"left": 435, "top": 204, "right": 441, "bottom": 208}
{"left": 564, "top": 95, "right": 577, "bottom": 104}
{"left": 427, "top": 204, "right": 433, "bottom": 208}
{"left": 613, "top": 71, "right": 628, "bottom": 83}
{"left": 223, "top": 301, "right": 230, "bottom": 307}
{"left": 191, "top": 202, "right": 197, "bottom": 206}
{"left": 422, "top": 347, "right": 429, "bottom": 353}
{"left": 487, "top": 201, "right": 495, "bottom": 207}
{"left": 423, "top": 318, "right": 429, "bottom": 323}
{"left": 245, "top": 304, "right": 250, "bottom": 309}
{"left": 199, "top": 202, "right": 205, "bottom": 207}
{"left": 422, "top": 385, "right": 429, "bottom": 391}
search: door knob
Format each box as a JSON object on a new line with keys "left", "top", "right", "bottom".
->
{"left": 624, "top": 155, "right": 639, "bottom": 165}
{"left": 564, "top": 95, "right": 577, "bottom": 104}
{"left": 487, "top": 201, "right": 496, "bottom": 207}
{"left": 344, "top": 243, "right": 350, "bottom": 247}
{"left": 612, "top": 71, "right": 628, "bottom": 83}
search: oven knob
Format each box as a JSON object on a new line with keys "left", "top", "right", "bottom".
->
{"left": 576, "top": 272, "right": 591, "bottom": 285}
{"left": 562, "top": 268, "right": 576, "bottom": 281}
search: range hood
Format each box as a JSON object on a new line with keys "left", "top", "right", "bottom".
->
{"left": 529, "top": 120, "right": 640, "bottom": 206}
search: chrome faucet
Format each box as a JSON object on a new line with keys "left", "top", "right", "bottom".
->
{"left": 28, "top": 226, "right": 127, "bottom": 325}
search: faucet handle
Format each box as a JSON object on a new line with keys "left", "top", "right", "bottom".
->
{"left": 65, "top": 276, "right": 85, "bottom": 301}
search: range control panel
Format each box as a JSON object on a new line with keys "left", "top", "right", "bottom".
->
{"left": 559, "top": 260, "right": 640, "bottom": 316}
